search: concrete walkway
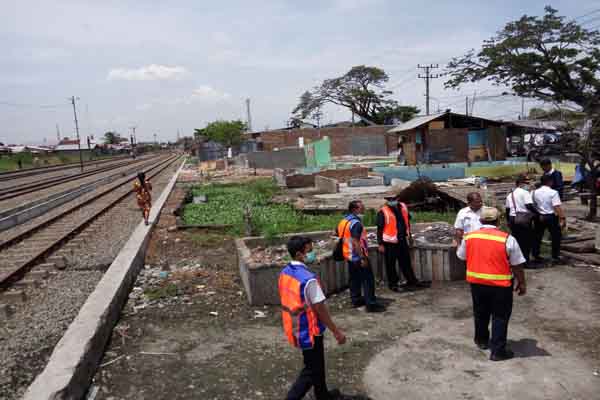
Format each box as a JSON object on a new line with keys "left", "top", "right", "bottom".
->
{"left": 363, "top": 267, "right": 600, "bottom": 400}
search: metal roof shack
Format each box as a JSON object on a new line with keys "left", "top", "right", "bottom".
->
{"left": 387, "top": 111, "right": 506, "bottom": 164}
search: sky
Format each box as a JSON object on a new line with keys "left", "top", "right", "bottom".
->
{"left": 1, "top": 0, "right": 598, "bottom": 145}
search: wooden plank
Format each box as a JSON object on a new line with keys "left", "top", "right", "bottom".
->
{"left": 562, "top": 250, "right": 600, "bottom": 265}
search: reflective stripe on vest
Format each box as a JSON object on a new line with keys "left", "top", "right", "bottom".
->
{"left": 381, "top": 204, "right": 411, "bottom": 243}
{"left": 337, "top": 217, "right": 367, "bottom": 261}
{"left": 278, "top": 264, "right": 325, "bottom": 349}
{"left": 464, "top": 227, "right": 512, "bottom": 287}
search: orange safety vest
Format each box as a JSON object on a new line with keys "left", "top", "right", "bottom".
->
{"left": 279, "top": 263, "right": 325, "bottom": 349}
{"left": 381, "top": 203, "right": 411, "bottom": 243}
{"left": 464, "top": 227, "right": 513, "bottom": 287}
{"left": 336, "top": 216, "right": 367, "bottom": 262}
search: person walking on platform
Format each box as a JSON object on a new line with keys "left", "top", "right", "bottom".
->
{"left": 377, "top": 194, "right": 429, "bottom": 292}
{"left": 279, "top": 236, "right": 347, "bottom": 400}
{"left": 505, "top": 175, "right": 537, "bottom": 265}
{"left": 531, "top": 175, "right": 566, "bottom": 264}
{"left": 454, "top": 192, "right": 483, "bottom": 244}
{"left": 134, "top": 172, "right": 152, "bottom": 225}
{"left": 457, "top": 207, "right": 527, "bottom": 361}
{"left": 539, "top": 159, "right": 564, "bottom": 199}
{"left": 336, "top": 200, "right": 385, "bottom": 312}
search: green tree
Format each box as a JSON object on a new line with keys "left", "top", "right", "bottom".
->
{"left": 445, "top": 6, "right": 600, "bottom": 217}
{"left": 103, "top": 131, "right": 121, "bottom": 144}
{"left": 195, "top": 120, "right": 247, "bottom": 147}
{"left": 292, "top": 65, "right": 420, "bottom": 125}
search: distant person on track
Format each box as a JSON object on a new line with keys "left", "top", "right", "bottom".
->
{"left": 134, "top": 172, "right": 152, "bottom": 225}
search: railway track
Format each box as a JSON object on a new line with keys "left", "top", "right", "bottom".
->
{"left": 0, "top": 154, "right": 159, "bottom": 201}
{"left": 0, "top": 154, "right": 130, "bottom": 183}
{"left": 0, "top": 154, "right": 181, "bottom": 289}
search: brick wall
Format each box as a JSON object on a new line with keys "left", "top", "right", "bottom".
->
{"left": 257, "top": 126, "right": 395, "bottom": 156}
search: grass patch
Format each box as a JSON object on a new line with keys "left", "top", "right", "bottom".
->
{"left": 466, "top": 162, "right": 576, "bottom": 179}
{"left": 144, "top": 283, "right": 179, "bottom": 300}
{"left": 183, "top": 179, "right": 458, "bottom": 237}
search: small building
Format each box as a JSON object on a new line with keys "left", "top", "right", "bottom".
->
{"left": 55, "top": 138, "right": 98, "bottom": 152}
{"left": 388, "top": 111, "right": 506, "bottom": 165}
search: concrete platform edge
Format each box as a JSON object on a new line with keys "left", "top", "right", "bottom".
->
{"left": 22, "top": 158, "right": 185, "bottom": 400}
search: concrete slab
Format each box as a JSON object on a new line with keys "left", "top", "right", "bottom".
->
{"left": 348, "top": 176, "right": 384, "bottom": 187}
{"left": 314, "top": 183, "right": 392, "bottom": 199}
{"left": 22, "top": 159, "right": 185, "bottom": 400}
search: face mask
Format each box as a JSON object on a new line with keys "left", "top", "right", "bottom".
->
{"left": 305, "top": 251, "right": 316, "bottom": 264}
{"left": 387, "top": 200, "right": 398, "bottom": 207}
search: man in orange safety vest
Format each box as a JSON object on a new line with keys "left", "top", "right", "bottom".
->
{"left": 279, "top": 236, "right": 347, "bottom": 399}
{"left": 377, "top": 194, "right": 429, "bottom": 292}
{"left": 456, "top": 207, "right": 527, "bottom": 361}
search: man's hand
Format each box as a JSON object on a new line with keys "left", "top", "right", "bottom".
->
{"left": 559, "top": 217, "right": 566, "bottom": 229}
{"left": 378, "top": 245, "right": 385, "bottom": 254}
{"left": 515, "top": 280, "right": 527, "bottom": 296}
{"left": 360, "top": 257, "right": 369, "bottom": 267}
{"left": 333, "top": 329, "right": 346, "bottom": 345}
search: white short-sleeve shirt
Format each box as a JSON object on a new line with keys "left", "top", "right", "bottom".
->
{"left": 290, "top": 261, "right": 326, "bottom": 306}
{"left": 505, "top": 187, "right": 533, "bottom": 217}
{"left": 456, "top": 225, "right": 526, "bottom": 266}
{"left": 454, "top": 207, "right": 482, "bottom": 234}
{"left": 532, "top": 186, "right": 561, "bottom": 215}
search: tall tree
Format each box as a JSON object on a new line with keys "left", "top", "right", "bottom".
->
{"left": 292, "top": 65, "right": 419, "bottom": 125}
{"left": 445, "top": 6, "right": 600, "bottom": 217}
{"left": 103, "top": 131, "right": 121, "bottom": 145}
{"left": 195, "top": 120, "right": 247, "bottom": 147}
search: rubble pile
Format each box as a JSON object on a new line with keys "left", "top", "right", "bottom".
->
{"left": 127, "top": 264, "right": 212, "bottom": 312}
{"left": 412, "top": 223, "right": 455, "bottom": 245}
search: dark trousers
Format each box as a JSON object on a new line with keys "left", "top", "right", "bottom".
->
{"left": 287, "top": 335, "right": 331, "bottom": 400}
{"left": 532, "top": 214, "right": 561, "bottom": 259}
{"left": 470, "top": 283, "right": 513, "bottom": 354}
{"left": 383, "top": 241, "right": 418, "bottom": 288}
{"left": 348, "top": 260, "right": 377, "bottom": 306}
{"left": 509, "top": 222, "right": 532, "bottom": 263}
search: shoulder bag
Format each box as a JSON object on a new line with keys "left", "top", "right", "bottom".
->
{"left": 511, "top": 190, "right": 533, "bottom": 226}
{"left": 333, "top": 220, "right": 351, "bottom": 262}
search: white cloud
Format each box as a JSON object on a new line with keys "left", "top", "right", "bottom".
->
{"left": 189, "top": 85, "right": 231, "bottom": 102}
{"left": 107, "top": 64, "right": 188, "bottom": 81}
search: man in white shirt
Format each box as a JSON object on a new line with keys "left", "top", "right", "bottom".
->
{"left": 505, "top": 175, "right": 537, "bottom": 264}
{"left": 454, "top": 192, "right": 483, "bottom": 243}
{"left": 531, "top": 175, "right": 566, "bottom": 263}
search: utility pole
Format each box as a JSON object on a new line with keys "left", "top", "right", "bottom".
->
{"left": 56, "top": 123, "right": 61, "bottom": 142}
{"left": 521, "top": 97, "right": 525, "bottom": 120}
{"left": 465, "top": 96, "right": 469, "bottom": 116}
{"left": 129, "top": 126, "right": 137, "bottom": 155}
{"left": 70, "top": 96, "right": 83, "bottom": 172}
{"left": 245, "top": 98, "right": 253, "bottom": 132}
{"left": 418, "top": 64, "right": 440, "bottom": 115}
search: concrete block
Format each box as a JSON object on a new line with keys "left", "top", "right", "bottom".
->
{"left": 315, "top": 175, "right": 339, "bottom": 194}
{"left": 47, "top": 256, "right": 67, "bottom": 270}
{"left": 348, "top": 176, "right": 384, "bottom": 187}
{"left": 390, "top": 178, "right": 411, "bottom": 190}
{"left": 2, "top": 290, "right": 26, "bottom": 304}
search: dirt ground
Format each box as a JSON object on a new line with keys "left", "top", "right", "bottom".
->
{"left": 91, "top": 184, "right": 600, "bottom": 400}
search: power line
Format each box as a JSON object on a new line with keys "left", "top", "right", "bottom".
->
{"left": 0, "top": 101, "right": 68, "bottom": 109}
{"left": 575, "top": 9, "right": 600, "bottom": 20}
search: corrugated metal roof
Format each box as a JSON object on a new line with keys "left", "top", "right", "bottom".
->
{"left": 387, "top": 113, "right": 446, "bottom": 133}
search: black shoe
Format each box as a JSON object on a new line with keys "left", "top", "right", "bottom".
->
{"left": 552, "top": 257, "right": 562, "bottom": 264}
{"left": 415, "top": 281, "right": 431, "bottom": 288}
{"left": 328, "top": 389, "right": 342, "bottom": 399}
{"left": 351, "top": 298, "right": 366, "bottom": 308}
{"left": 490, "top": 348, "right": 514, "bottom": 361}
{"left": 366, "top": 303, "right": 386, "bottom": 313}
{"left": 475, "top": 341, "right": 489, "bottom": 350}
{"left": 389, "top": 286, "right": 401, "bottom": 292}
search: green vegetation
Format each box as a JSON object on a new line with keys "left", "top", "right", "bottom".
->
{"left": 466, "top": 162, "right": 576, "bottom": 179}
{"left": 144, "top": 283, "right": 179, "bottom": 300}
{"left": 0, "top": 152, "right": 113, "bottom": 172}
{"left": 183, "top": 179, "right": 458, "bottom": 237}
